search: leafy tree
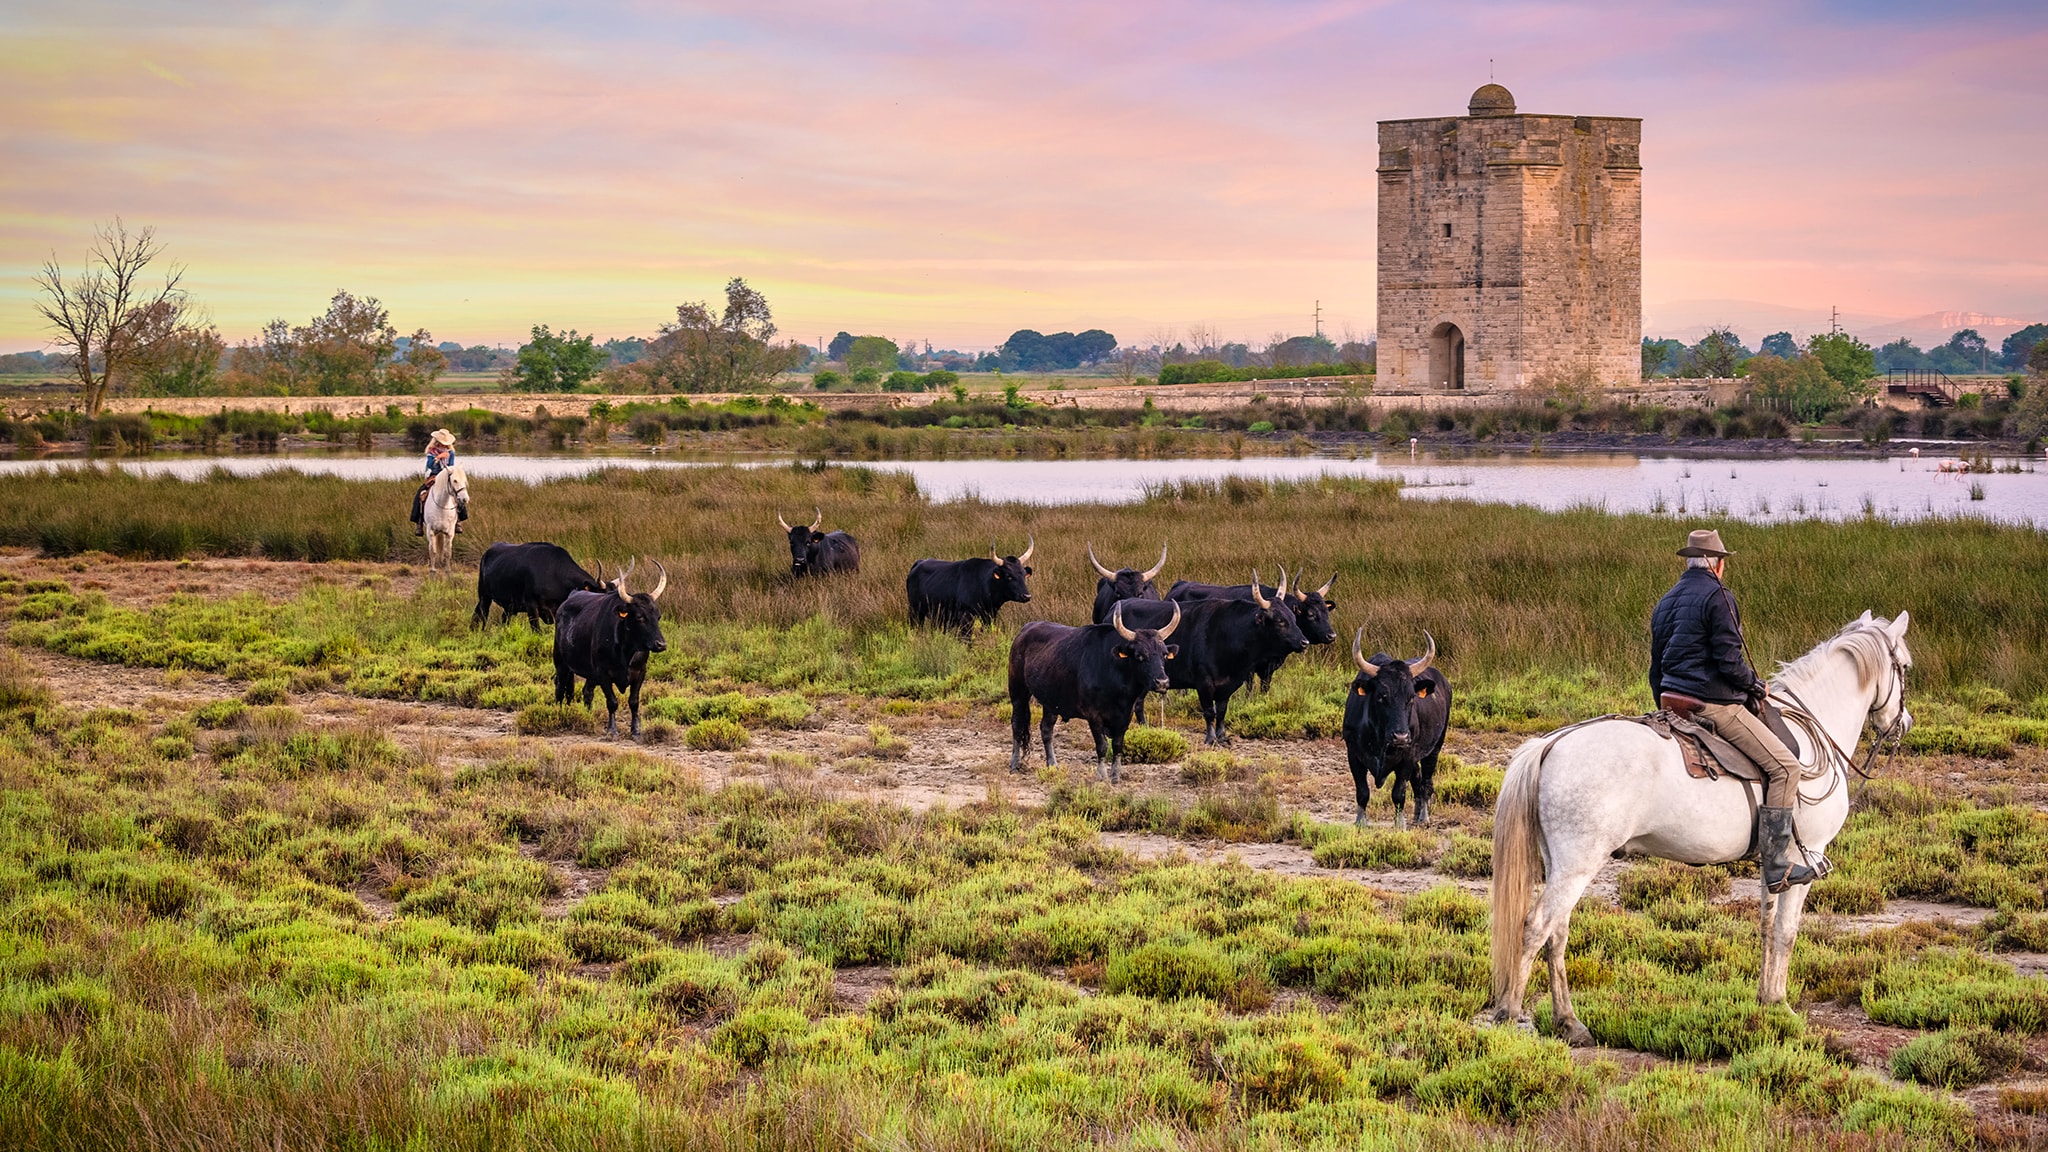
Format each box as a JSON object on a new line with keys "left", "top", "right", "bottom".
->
{"left": 1748, "top": 353, "right": 1847, "bottom": 421}
{"left": 632, "top": 277, "right": 805, "bottom": 393}
{"left": 33, "top": 219, "right": 189, "bottom": 413}
{"left": 844, "top": 336, "right": 899, "bottom": 374}
{"left": 1805, "top": 331, "right": 1875, "bottom": 392}
{"left": 827, "top": 331, "right": 856, "bottom": 361}
{"left": 1945, "top": 328, "right": 1990, "bottom": 372}
{"left": 1269, "top": 334, "right": 1337, "bottom": 367}
{"left": 1999, "top": 323, "right": 2048, "bottom": 370}
{"left": 811, "top": 369, "right": 842, "bottom": 391}
{"left": 1876, "top": 337, "right": 1928, "bottom": 373}
{"left": 298, "top": 291, "right": 399, "bottom": 395}
{"left": 1641, "top": 338, "right": 1684, "bottom": 378}
{"left": 382, "top": 328, "right": 446, "bottom": 395}
{"left": 1759, "top": 331, "right": 1798, "bottom": 358}
{"left": 998, "top": 328, "right": 1118, "bottom": 370}
{"left": 1686, "top": 328, "right": 1748, "bottom": 378}
{"left": 602, "top": 337, "right": 648, "bottom": 366}
{"left": 513, "top": 326, "right": 605, "bottom": 392}
{"left": 126, "top": 299, "right": 224, "bottom": 397}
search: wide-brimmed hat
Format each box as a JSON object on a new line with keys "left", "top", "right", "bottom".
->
{"left": 1676, "top": 529, "right": 1732, "bottom": 558}
{"left": 429, "top": 428, "right": 456, "bottom": 448}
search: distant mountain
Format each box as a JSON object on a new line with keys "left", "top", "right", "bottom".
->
{"left": 1645, "top": 299, "right": 2042, "bottom": 351}
{"left": 1851, "top": 311, "right": 2031, "bottom": 350}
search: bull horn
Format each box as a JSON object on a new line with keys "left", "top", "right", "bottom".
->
{"left": 1354, "top": 627, "right": 1381, "bottom": 676}
{"left": 616, "top": 557, "right": 636, "bottom": 595}
{"left": 1142, "top": 542, "right": 1168, "bottom": 582}
{"left": 777, "top": 510, "right": 792, "bottom": 532}
{"left": 648, "top": 559, "right": 668, "bottom": 602}
{"left": 1020, "top": 535, "right": 1034, "bottom": 564}
{"left": 991, "top": 542, "right": 1002, "bottom": 562}
{"left": 1407, "top": 631, "right": 1436, "bottom": 676}
{"left": 810, "top": 506, "right": 823, "bottom": 531}
{"left": 1112, "top": 601, "right": 1137, "bottom": 641}
{"left": 1087, "top": 543, "right": 1117, "bottom": 580}
{"left": 1157, "top": 599, "right": 1181, "bottom": 640}
{"left": 1249, "top": 570, "right": 1270, "bottom": 610}
{"left": 1318, "top": 571, "right": 1337, "bottom": 598}
{"left": 1277, "top": 565, "right": 1293, "bottom": 600}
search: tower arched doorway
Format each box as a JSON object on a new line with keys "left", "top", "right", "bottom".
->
{"left": 1429, "top": 322, "right": 1466, "bottom": 389}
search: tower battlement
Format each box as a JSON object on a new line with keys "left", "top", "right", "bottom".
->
{"left": 1376, "top": 86, "right": 1642, "bottom": 393}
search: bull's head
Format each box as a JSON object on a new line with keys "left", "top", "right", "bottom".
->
{"left": 778, "top": 508, "right": 825, "bottom": 575}
{"left": 609, "top": 558, "right": 670, "bottom": 660}
{"left": 1352, "top": 629, "right": 1436, "bottom": 748}
{"left": 1088, "top": 541, "right": 1168, "bottom": 603}
{"left": 1283, "top": 566, "right": 1340, "bottom": 645}
{"left": 989, "top": 536, "right": 1034, "bottom": 604}
{"left": 1111, "top": 600, "right": 1180, "bottom": 692}
{"left": 1249, "top": 569, "right": 1310, "bottom": 654}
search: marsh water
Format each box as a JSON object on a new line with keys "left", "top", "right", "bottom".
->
{"left": 3, "top": 448, "right": 2044, "bottom": 525}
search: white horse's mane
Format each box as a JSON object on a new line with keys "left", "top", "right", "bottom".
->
{"left": 1774, "top": 617, "right": 1899, "bottom": 695}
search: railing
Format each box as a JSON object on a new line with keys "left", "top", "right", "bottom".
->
{"left": 1885, "top": 367, "right": 1960, "bottom": 407}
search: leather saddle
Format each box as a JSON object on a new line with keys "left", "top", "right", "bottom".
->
{"left": 1638, "top": 691, "right": 1797, "bottom": 784}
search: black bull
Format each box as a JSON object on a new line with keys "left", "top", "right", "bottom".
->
{"left": 1009, "top": 601, "right": 1181, "bottom": 783}
{"left": 553, "top": 560, "right": 669, "bottom": 740}
{"left": 1087, "top": 542, "right": 1169, "bottom": 624}
{"left": 1343, "top": 630, "right": 1451, "bottom": 828}
{"left": 779, "top": 508, "right": 861, "bottom": 576}
{"left": 1168, "top": 567, "right": 1338, "bottom": 690}
{"left": 905, "top": 539, "right": 1034, "bottom": 633}
{"left": 472, "top": 541, "right": 605, "bottom": 628}
{"left": 1111, "top": 590, "right": 1307, "bottom": 745}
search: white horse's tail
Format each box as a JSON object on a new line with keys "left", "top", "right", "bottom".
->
{"left": 1489, "top": 733, "right": 1552, "bottom": 1005}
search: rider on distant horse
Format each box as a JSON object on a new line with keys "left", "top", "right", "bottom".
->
{"left": 410, "top": 428, "right": 467, "bottom": 537}
{"left": 1650, "top": 528, "right": 1818, "bottom": 894}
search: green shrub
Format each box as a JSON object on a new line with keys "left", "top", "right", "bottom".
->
{"left": 1989, "top": 909, "right": 2048, "bottom": 952}
{"left": 1119, "top": 726, "right": 1188, "bottom": 765}
{"left": 684, "top": 717, "right": 749, "bottom": 750}
{"left": 1438, "top": 834, "right": 1493, "bottom": 879}
{"left": 1224, "top": 1035, "right": 1345, "bottom": 1111}
{"left": 1888, "top": 1026, "right": 2024, "bottom": 1088}
{"left": 1105, "top": 941, "right": 1266, "bottom": 1009}
{"left": 242, "top": 677, "right": 290, "bottom": 705}
{"left": 1309, "top": 828, "right": 1432, "bottom": 869}
{"left": 1403, "top": 886, "right": 1487, "bottom": 933}
{"left": 0, "top": 647, "right": 52, "bottom": 711}
{"left": 192, "top": 699, "right": 246, "bottom": 729}
{"left": 1808, "top": 875, "right": 1884, "bottom": 915}
{"left": 1617, "top": 860, "right": 1730, "bottom": 910}
{"left": 714, "top": 1005, "right": 807, "bottom": 1066}
{"left": 1180, "top": 749, "right": 1235, "bottom": 784}
{"left": 515, "top": 703, "right": 595, "bottom": 736}
{"left": 1431, "top": 759, "right": 1503, "bottom": 807}
{"left": 1248, "top": 421, "right": 1276, "bottom": 434}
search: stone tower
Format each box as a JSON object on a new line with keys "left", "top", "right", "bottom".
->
{"left": 1376, "top": 85, "right": 1641, "bottom": 393}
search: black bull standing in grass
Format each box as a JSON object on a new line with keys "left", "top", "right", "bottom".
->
{"left": 1168, "top": 565, "right": 1338, "bottom": 691}
{"left": 778, "top": 507, "right": 861, "bottom": 576}
{"left": 1343, "top": 629, "right": 1452, "bottom": 829}
{"left": 1086, "top": 541, "right": 1170, "bottom": 623}
{"left": 553, "top": 558, "right": 668, "bottom": 739}
{"left": 471, "top": 541, "right": 606, "bottom": 629}
{"left": 1009, "top": 600, "right": 1181, "bottom": 782}
{"left": 905, "top": 537, "right": 1034, "bottom": 633}
{"left": 1110, "top": 576, "right": 1309, "bottom": 744}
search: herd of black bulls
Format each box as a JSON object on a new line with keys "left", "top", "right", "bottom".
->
{"left": 468, "top": 517, "right": 1451, "bottom": 828}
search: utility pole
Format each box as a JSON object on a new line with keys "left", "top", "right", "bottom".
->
{"left": 1830, "top": 306, "right": 1840, "bottom": 336}
{"left": 1314, "top": 300, "right": 1323, "bottom": 340}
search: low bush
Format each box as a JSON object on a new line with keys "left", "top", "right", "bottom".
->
{"left": 1180, "top": 749, "right": 1236, "bottom": 785}
{"left": 1104, "top": 941, "right": 1267, "bottom": 1010}
{"left": 1118, "top": 726, "right": 1188, "bottom": 765}
{"left": 1617, "top": 860, "right": 1730, "bottom": 910}
{"left": 514, "top": 703, "right": 595, "bottom": 736}
{"left": 684, "top": 717, "right": 749, "bottom": 750}
{"left": 1888, "top": 1026, "right": 2024, "bottom": 1088}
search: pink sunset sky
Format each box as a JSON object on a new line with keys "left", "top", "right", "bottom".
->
{"left": 3, "top": 0, "right": 2045, "bottom": 353}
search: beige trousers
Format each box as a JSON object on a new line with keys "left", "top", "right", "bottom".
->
{"left": 1696, "top": 701, "right": 1799, "bottom": 808}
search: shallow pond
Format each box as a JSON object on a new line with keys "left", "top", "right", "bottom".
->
{"left": 2, "top": 449, "right": 2043, "bottom": 525}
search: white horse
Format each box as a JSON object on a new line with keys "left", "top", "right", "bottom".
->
{"left": 1484, "top": 612, "right": 1912, "bottom": 1044}
{"left": 422, "top": 467, "right": 469, "bottom": 577}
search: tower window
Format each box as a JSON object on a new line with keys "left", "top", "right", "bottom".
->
{"left": 1442, "top": 223, "right": 1453, "bottom": 238}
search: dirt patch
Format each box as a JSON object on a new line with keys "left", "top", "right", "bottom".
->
{"left": 832, "top": 966, "right": 896, "bottom": 1011}
{"left": 701, "top": 933, "right": 754, "bottom": 959}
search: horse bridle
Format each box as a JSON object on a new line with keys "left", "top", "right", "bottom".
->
{"left": 1769, "top": 629, "right": 1910, "bottom": 799}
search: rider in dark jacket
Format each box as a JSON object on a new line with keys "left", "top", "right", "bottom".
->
{"left": 1650, "top": 529, "right": 1819, "bottom": 893}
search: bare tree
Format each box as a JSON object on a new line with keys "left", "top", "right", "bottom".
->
{"left": 34, "top": 220, "right": 187, "bottom": 414}
{"left": 1184, "top": 322, "right": 1218, "bottom": 358}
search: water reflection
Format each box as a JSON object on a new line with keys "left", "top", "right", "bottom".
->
{"left": 0, "top": 449, "right": 2040, "bottom": 525}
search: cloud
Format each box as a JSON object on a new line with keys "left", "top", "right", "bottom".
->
{"left": 1, "top": 0, "right": 2042, "bottom": 349}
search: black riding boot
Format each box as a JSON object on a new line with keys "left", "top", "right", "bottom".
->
{"left": 1758, "top": 806, "right": 1822, "bottom": 894}
{"left": 411, "top": 491, "right": 426, "bottom": 536}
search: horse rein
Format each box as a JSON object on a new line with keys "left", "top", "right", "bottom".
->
{"left": 1767, "top": 631, "right": 1910, "bottom": 804}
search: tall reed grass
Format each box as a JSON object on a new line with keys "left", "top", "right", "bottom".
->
{"left": 1, "top": 464, "right": 2044, "bottom": 701}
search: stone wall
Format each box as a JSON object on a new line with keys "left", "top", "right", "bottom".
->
{"left": 1377, "top": 100, "right": 1642, "bottom": 394}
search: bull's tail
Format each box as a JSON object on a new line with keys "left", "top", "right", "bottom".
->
{"left": 1489, "top": 733, "right": 1552, "bottom": 1007}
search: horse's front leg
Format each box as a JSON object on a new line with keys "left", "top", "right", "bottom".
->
{"left": 1762, "top": 882, "right": 1812, "bottom": 1005}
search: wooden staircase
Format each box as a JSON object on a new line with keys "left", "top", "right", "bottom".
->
{"left": 1885, "top": 368, "right": 1960, "bottom": 408}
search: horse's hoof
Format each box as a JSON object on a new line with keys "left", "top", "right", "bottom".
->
{"left": 1560, "top": 1019, "right": 1594, "bottom": 1047}
{"left": 1354, "top": 813, "right": 1368, "bottom": 829}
